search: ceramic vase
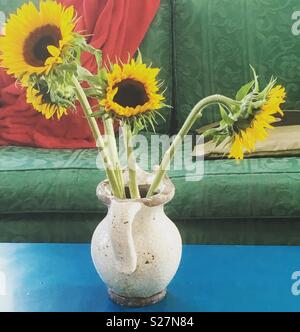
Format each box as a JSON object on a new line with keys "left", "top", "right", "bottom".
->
{"left": 91, "top": 173, "right": 182, "bottom": 307}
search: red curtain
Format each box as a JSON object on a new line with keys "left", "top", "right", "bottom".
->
{"left": 0, "top": 0, "right": 160, "bottom": 148}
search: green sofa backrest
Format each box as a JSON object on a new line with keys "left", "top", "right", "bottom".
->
{"left": 2, "top": 0, "right": 300, "bottom": 134}
{"left": 139, "top": 0, "right": 173, "bottom": 134}
{"left": 0, "top": 0, "right": 32, "bottom": 15}
{"left": 173, "top": 0, "right": 300, "bottom": 129}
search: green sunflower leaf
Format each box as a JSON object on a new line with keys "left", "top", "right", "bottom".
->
{"left": 235, "top": 80, "right": 255, "bottom": 101}
{"left": 136, "top": 49, "right": 143, "bottom": 64}
{"left": 203, "top": 128, "right": 221, "bottom": 139}
{"left": 77, "top": 66, "right": 94, "bottom": 80}
{"left": 133, "top": 120, "right": 145, "bottom": 135}
{"left": 77, "top": 66, "right": 103, "bottom": 89}
{"left": 97, "top": 68, "right": 107, "bottom": 84}
{"left": 250, "top": 65, "right": 260, "bottom": 92}
{"left": 56, "top": 63, "right": 78, "bottom": 73}
{"left": 213, "top": 134, "right": 229, "bottom": 147}
{"left": 83, "top": 87, "right": 102, "bottom": 98}
{"left": 219, "top": 105, "right": 235, "bottom": 125}
{"left": 84, "top": 44, "right": 103, "bottom": 72}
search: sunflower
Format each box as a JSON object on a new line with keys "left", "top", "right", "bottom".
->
{"left": 26, "top": 84, "right": 67, "bottom": 120}
{"left": 100, "top": 58, "right": 165, "bottom": 118}
{"left": 0, "top": 1, "right": 76, "bottom": 80}
{"left": 228, "top": 85, "right": 286, "bottom": 160}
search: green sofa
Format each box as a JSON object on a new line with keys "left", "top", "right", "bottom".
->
{"left": 1, "top": 0, "right": 300, "bottom": 244}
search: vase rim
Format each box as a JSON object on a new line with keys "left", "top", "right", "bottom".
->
{"left": 96, "top": 177, "right": 175, "bottom": 207}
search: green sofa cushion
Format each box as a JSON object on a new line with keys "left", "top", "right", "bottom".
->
{"left": 174, "top": 0, "right": 300, "bottom": 129}
{"left": 1, "top": 146, "right": 300, "bottom": 221}
{"left": 2, "top": 214, "right": 300, "bottom": 245}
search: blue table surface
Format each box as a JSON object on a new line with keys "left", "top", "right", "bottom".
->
{"left": 0, "top": 243, "right": 300, "bottom": 312}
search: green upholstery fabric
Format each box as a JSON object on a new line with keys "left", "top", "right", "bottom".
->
{"left": 139, "top": 0, "right": 173, "bottom": 133}
{"left": 0, "top": 147, "right": 105, "bottom": 214}
{"left": 1, "top": 145, "right": 300, "bottom": 244}
{"left": 1, "top": 146, "right": 300, "bottom": 219}
{"left": 2, "top": 214, "right": 300, "bottom": 245}
{"left": 174, "top": 0, "right": 300, "bottom": 128}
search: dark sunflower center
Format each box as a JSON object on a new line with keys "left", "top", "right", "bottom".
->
{"left": 113, "top": 79, "right": 149, "bottom": 108}
{"left": 233, "top": 115, "right": 255, "bottom": 132}
{"left": 23, "top": 25, "right": 62, "bottom": 67}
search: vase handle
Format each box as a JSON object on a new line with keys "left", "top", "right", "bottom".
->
{"left": 108, "top": 200, "right": 142, "bottom": 275}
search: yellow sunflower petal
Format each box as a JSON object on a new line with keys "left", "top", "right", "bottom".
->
{"left": 228, "top": 135, "right": 244, "bottom": 160}
{"left": 26, "top": 85, "right": 68, "bottom": 120}
{"left": 47, "top": 45, "right": 60, "bottom": 57}
{"left": 229, "top": 85, "right": 286, "bottom": 161}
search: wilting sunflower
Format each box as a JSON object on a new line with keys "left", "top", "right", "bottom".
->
{"left": 100, "top": 58, "right": 165, "bottom": 119}
{"left": 26, "top": 85, "right": 67, "bottom": 120}
{"left": 0, "top": 0, "right": 76, "bottom": 79}
{"left": 228, "top": 85, "right": 286, "bottom": 160}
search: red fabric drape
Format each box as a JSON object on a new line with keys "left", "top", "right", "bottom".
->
{"left": 0, "top": 0, "right": 160, "bottom": 148}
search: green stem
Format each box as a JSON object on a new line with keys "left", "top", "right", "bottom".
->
{"left": 103, "top": 117, "right": 125, "bottom": 198}
{"left": 72, "top": 76, "right": 122, "bottom": 198}
{"left": 146, "top": 95, "right": 240, "bottom": 198}
{"left": 123, "top": 122, "right": 140, "bottom": 199}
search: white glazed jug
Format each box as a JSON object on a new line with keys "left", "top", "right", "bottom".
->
{"left": 91, "top": 176, "right": 182, "bottom": 307}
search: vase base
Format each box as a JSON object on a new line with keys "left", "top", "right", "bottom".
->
{"left": 108, "top": 289, "right": 167, "bottom": 308}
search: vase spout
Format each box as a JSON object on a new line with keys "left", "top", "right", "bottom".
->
{"left": 108, "top": 200, "right": 142, "bottom": 275}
